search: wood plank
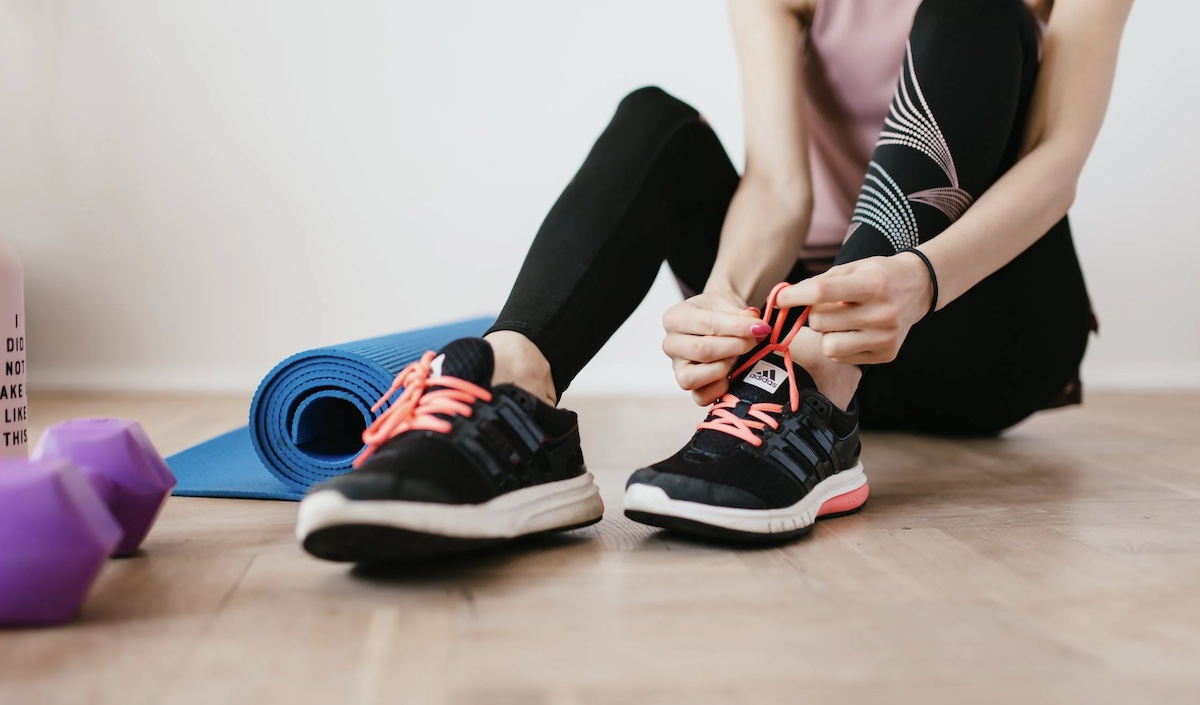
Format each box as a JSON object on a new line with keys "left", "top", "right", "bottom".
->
{"left": 1, "top": 391, "right": 1199, "bottom": 704}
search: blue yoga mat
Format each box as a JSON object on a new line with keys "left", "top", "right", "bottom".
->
{"left": 168, "top": 317, "right": 494, "bottom": 501}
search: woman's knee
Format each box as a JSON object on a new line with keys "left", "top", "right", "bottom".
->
{"left": 614, "top": 86, "right": 701, "bottom": 133}
{"left": 912, "top": 0, "right": 1035, "bottom": 44}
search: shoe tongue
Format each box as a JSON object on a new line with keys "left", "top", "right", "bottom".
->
{"left": 429, "top": 337, "right": 494, "bottom": 388}
{"left": 690, "top": 351, "right": 816, "bottom": 455}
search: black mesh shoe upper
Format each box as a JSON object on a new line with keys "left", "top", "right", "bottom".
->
{"left": 311, "top": 338, "right": 587, "bottom": 505}
{"left": 628, "top": 351, "right": 861, "bottom": 510}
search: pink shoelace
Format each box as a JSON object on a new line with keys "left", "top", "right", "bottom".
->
{"left": 354, "top": 351, "right": 492, "bottom": 468}
{"left": 695, "top": 282, "right": 811, "bottom": 447}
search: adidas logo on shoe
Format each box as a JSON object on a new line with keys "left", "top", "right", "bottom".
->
{"left": 744, "top": 359, "right": 786, "bottom": 394}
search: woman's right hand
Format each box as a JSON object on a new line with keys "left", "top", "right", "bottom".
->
{"left": 662, "top": 291, "right": 771, "bottom": 406}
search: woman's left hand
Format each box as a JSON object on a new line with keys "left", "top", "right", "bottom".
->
{"left": 774, "top": 253, "right": 934, "bottom": 365}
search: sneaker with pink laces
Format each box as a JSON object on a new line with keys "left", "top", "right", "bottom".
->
{"left": 297, "top": 338, "right": 603, "bottom": 562}
{"left": 623, "top": 283, "right": 868, "bottom": 542}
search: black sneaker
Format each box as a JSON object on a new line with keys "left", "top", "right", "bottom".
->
{"left": 297, "top": 338, "right": 603, "bottom": 562}
{"left": 623, "top": 284, "right": 868, "bottom": 542}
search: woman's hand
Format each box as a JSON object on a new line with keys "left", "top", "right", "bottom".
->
{"left": 663, "top": 290, "right": 770, "bottom": 406}
{"left": 775, "top": 253, "right": 933, "bottom": 365}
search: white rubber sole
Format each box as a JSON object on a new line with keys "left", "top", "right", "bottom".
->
{"left": 295, "top": 472, "right": 603, "bottom": 542}
{"left": 623, "top": 462, "right": 867, "bottom": 536}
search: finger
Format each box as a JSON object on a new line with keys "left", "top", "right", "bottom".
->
{"left": 692, "top": 378, "right": 729, "bottom": 406}
{"left": 806, "top": 302, "right": 865, "bottom": 333}
{"left": 820, "top": 330, "right": 891, "bottom": 360}
{"left": 664, "top": 305, "right": 770, "bottom": 338}
{"left": 776, "top": 270, "right": 882, "bottom": 309}
{"left": 830, "top": 350, "right": 894, "bottom": 365}
{"left": 808, "top": 302, "right": 898, "bottom": 333}
{"left": 662, "top": 333, "right": 758, "bottom": 364}
{"left": 672, "top": 357, "right": 734, "bottom": 392}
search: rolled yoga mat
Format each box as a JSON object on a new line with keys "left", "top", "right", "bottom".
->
{"left": 167, "top": 317, "right": 494, "bottom": 501}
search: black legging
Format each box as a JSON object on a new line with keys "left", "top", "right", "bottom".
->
{"left": 487, "top": 0, "right": 1093, "bottom": 435}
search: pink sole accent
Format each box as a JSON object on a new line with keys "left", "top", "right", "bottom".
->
{"left": 817, "top": 483, "right": 870, "bottom": 517}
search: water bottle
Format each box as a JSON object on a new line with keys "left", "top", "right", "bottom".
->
{"left": 0, "top": 243, "right": 27, "bottom": 459}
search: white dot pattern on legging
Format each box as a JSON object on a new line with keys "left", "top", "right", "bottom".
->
{"left": 851, "top": 38, "right": 976, "bottom": 244}
{"left": 879, "top": 40, "right": 961, "bottom": 187}
{"left": 853, "top": 161, "right": 920, "bottom": 251}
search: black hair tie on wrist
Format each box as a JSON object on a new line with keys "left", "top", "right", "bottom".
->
{"left": 899, "top": 247, "right": 938, "bottom": 320}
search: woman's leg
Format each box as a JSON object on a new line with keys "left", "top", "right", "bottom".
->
{"left": 812, "top": 0, "right": 1092, "bottom": 434}
{"left": 299, "top": 89, "right": 745, "bottom": 559}
{"left": 486, "top": 86, "right": 741, "bottom": 402}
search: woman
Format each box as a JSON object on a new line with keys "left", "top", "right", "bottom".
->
{"left": 296, "top": 0, "right": 1133, "bottom": 561}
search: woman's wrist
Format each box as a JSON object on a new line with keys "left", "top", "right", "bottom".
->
{"left": 704, "top": 179, "right": 813, "bottom": 308}
{"left": 699, "top": 282, "right": 752, "bottom": 310}
{"left": 892, "top": 249, "right": 937, "bottom": 324}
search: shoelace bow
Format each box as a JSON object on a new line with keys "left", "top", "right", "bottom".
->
{"left": 354, "top": 350, "right": 493, "bottom": 468}
{"left": 695, "top": 282, "right": 810, "bottom": 447}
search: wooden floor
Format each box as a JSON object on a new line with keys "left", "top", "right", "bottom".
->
{"left": 3, "top": 392, "right": 1200, "bottom": 705}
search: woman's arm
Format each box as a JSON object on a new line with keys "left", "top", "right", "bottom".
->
{"left": 704, "top": 0, "right": 816, "bottom": 306}
{"left": 778, "top": 0, "right": 1134, "bottom": 365}
{"left": 662, "top": 0, "right": 820, "bottom": 404}
{"left": 919, "top": 0, "right": 1134, "bottom": 308}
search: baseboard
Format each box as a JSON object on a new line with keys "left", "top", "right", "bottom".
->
{"left": 28, "top": 367, "right": 259, "bottom": 394}
{"left": 1080, "top": 362, "right": 1200, "bottom": 391}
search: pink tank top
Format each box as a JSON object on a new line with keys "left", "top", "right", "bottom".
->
{"left": 800, "top": 0, "right": 1041, "bottom": 262}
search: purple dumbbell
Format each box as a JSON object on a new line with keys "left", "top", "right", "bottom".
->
{"left": 0, "top": 457, "right": 121, "bottom": 626}
{"left": 32, "top": 418, "right": 176, "bottom": 557}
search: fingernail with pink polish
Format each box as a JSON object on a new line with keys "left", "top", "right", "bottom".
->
{"left": 751, "top": 323, "right": 771, "bottom": 337}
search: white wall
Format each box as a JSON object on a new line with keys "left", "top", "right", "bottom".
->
{"left": 1, "top": 0, "right": 1197, "bottom": 398}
